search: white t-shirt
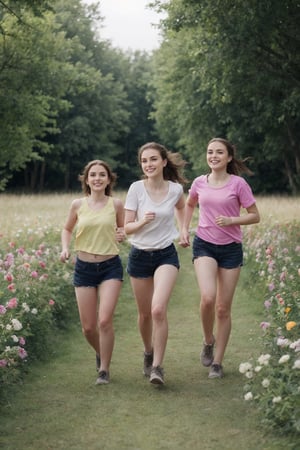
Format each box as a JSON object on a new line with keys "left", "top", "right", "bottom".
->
{"left": 125, "top": 180, "right": 183, "bottom": 250}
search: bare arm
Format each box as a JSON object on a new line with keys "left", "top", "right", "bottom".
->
{"left": 60, "top": 199, "right": 81, "bottom": 262}
{"left": 113, "top": 198, "right": 125, "bottom": 242}
{"left": 124, "top": 209, "right": 155, "bottom": 235}
{"left": 179, "top": 194, "right": 198, "bottom": 247}
{"left": 215, "top": 203, "right": 260, "bottom": 227}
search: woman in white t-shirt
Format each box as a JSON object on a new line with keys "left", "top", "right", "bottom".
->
{"left": 180, "top": 138, "right": 260, "bottom": 379}
{"left": 124, "top": 142, "right": 187, "bottom": 385}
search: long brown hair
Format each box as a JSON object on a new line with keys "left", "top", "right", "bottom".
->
{"left": 208, "top": 138, "right": 253, "bottom": 176}
{"left": 138, "top": 142, "right": 187, "bottom": 185}
{"left": 78, "top": 160, "right": 117, "bottom": 196}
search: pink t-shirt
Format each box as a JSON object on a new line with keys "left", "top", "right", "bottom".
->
{"left": 189, "top": 174, "right": 256, "bottom": 244}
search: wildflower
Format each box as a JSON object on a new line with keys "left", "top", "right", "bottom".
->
{"left": 286, "top": 321, "right": 297, "bottom": 331}
{"left": 245, "top": 371, "right": 253, "bottom": 379}
{"left": 278, "top": 354, "right": 290, "bottom": 364}
{"left": 284, "top": 307, "right": 291, "bottom": 314}
{"left": 264, "top": 299, "right": 272, "bottom": 309}
{"left": 268, "top": 283, "right": 275, "bottom": 291}
{"left": 18, "top": 347, "right": 28, "bottom": 359}
{"left": 277, "top": 337, "right": 290, "bottom": 347}
{"left": 7, "top": 283, "right": 16, "bottom": 292}
{"left": 290, "top": 339, "right": 300, "bottom": 352}
{"left": 0, "top": 359, "right": 8, "bottom": 367}
{"left": 272, "top": 396, "right": 282, "bottom": 404}
{"left": 239, "top": 362, "right": 253, "bottom": 374}
{"left": 262, "top": 378, "right": 270, "bottom": 388}
{"left": 11, "top": 334, "right": 19, "bottom": 343}
{"left": 258, "top": 354, "right": 271, "bottom": 365}
{"left": 31, "top": 308, "right": 38, "bottom": 315}
{"left": 292, "top": 360, "right": 300, "bottom": 369}
{"left": 260, "top": 321, "right": 270, "bottom": 330}
{"left": 279, "top": 271, "right": 286, "bottom": 282}
{"left": 6, "top": 324, "right": 12, "bottom": 331}
{"left": 6, "top": 297, "right": 18, "bottom": 309}
{"left": 0, "top": 305, "right": 7, "bottom": 314}
{"left": 22, "top": 302, "right": 30, "bottom": 312}
{"left": 19, "top": 337, "right": 26, "bottom": 346}
{"left": 244, "top": 392, "right": 253, "bottom": 401}
{"left": 4, "top": 272, "right": 14, "bottom": 282}
{"left": 11, "top": 318, "right": 22, "bottom": 331}
{"left": 254, "top": 366, "right": 262, "bottom": 372}
{"left": 30, "top": 271, "right": 38, "bottom": 278}
{"left": 49, "top": 299, "right": 55, "bottom": 306}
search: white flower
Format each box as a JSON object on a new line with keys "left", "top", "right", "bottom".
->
{"left": 277, "top": 337, "right": 290, "bottom": 347}
{"left": 239, "top": 362, "right": 253, "bottom": 374}
{"left": 258, "top": 354, "right": 271, "bottom": 365}
{"left": 292, "top": 359, "right": 300, "bottom": 369}
{"left": 272, "top": 396, "right": 282, "bottom": 404}
{"left": 5, "top": 346, "right": 11, "bottom": 352}
{"left": 245, "top": 371, "right": 253, "bottom": 379}
{"left": 290, "top": 339, "right": 300, "bottom": 352}
{"left": 262, "top": 378, "right": 270, "bottom": 388}
{"left": 6, "top": 324, "right": 12, "bottom": 331}
{"left": 254, "top": 365, "right": 262, "bottom": 372}
{"left": 11, "top": 318, "right": 22, "bottom": 331}
{"left": 31, "top": 308, "right": 38, "bottom": 315}
{"left": 22, "top": 302, "right": 30, "bottom": 312}
{"left": 11, "top": 334, "right": 19, "bottom": 343}
{"left": 278, "top": 354, "right": 290, "bottom": 364}
{"left": 244, "top": 392, "right": 253, "bottom": 401}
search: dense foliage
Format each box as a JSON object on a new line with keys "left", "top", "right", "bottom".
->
{"left": 1, "top": 0, "right": 300, "bottom": 193}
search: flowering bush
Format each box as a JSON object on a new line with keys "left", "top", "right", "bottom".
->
{"left": 240, "top": 222, "right": 300, "bottom": 436}
{"left": 0, "top": 225, "right": 75, "bottom": 393}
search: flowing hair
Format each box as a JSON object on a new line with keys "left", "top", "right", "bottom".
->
{"left": 78, "top": 160, "right": 117, "bottom": 196}
{"left": 138, "top": 142, "right": 187, "bottom": 185}
{"left": 208, "top": 138, "right": 254, "bottom": 176}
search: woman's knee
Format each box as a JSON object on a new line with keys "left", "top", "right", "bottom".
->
{"left": 151, "top": 304, "right": 166, "bottom": 322}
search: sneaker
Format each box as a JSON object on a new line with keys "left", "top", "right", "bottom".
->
{"left": 150, "top": 366, "right": 164, "bottom": 385}
{"left": 95, "top": 370, "right": 110, "bottom": 385}
{"left": 96, "top": 353, "right": 101, "bottom": 372}
{"left": 143, "top": 351, "right": 153, "bottom": 377}
{"left": 208, "top": 363, "right": 224, "bottom": 379}
{"left": 200, "top": 339, "right": 215, "bottom": 367}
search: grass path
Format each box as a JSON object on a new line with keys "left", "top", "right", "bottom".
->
{"left": 0, "top": 247, "right": 290, "bottom": 450}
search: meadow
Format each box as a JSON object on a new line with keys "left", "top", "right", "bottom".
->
{"left": 0, "top": 193, "right": 299, "bottom": 449}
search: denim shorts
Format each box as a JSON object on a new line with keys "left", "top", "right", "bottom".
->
{"left": 73, "top": 255, "right": 123, "bottom": 287}
{"left": 127, "top": 243, "right": 180, "bottom": 278}
{"left": 192, "top": 235, "right": 243, "bottom": 269}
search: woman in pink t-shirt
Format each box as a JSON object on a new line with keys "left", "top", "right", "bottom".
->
{"left": 180, "top": 138, "right": 260, "bottom": 379}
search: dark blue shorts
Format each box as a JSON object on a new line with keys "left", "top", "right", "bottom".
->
{"left": 73, "top": 255, "right": 123, "bottom": 287}
{"left": 127, "top": 243, "right": 180, "bottom": 278}
{"left": 192, "top": 235, "right": 243, "bottom": 269}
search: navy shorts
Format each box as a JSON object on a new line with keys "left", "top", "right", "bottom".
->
{"left": 73, "top": 255, "right": 123, "bottom": 287}
{"left": 127, "top": 243, "right": 180, "bottom": 278}
{"left": 192, "top": 235, "right": 243, "bottom": 269}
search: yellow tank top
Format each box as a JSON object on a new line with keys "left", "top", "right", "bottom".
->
{"left": 75, "top": 197, "right": 119, "bottom": 255}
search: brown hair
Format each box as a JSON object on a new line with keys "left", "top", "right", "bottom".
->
{"left": 138, "top": 142, "right": 187, "bottom": 185}
{"left": 208, "top": 138, "right": 253, "bottom": 176}
{"left": 78, "top": 160, "right": 117, "bottom": 196}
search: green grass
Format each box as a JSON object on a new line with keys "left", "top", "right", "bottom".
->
{"left": 0, "top": 247, "right": 294, "bottom": 450}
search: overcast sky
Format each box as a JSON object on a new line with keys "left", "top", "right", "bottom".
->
{"left": 83, "top": 0, "right": 163, "bottom": 51}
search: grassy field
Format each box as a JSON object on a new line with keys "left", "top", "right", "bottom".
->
{"left": 0, "top": 194, "right": 299, "bottom": 450}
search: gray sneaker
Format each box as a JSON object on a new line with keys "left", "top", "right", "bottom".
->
{"left": 150, "top": 366, "right": 164, "bottom": 385}
{"left": 208, "top": 363, "right": 224, "bottom": 379}
{"left": 143, "top": 351, "right": 153, "bottom": 377}
{"left": 200, "top": 340, "right": 215, "bottom": 367}
{"left": 95, "top": 370, "right": 110, "bottom": 385}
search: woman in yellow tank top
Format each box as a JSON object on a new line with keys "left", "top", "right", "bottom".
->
{"left": 60, "top": 160, "right": 125, "bottom": 385}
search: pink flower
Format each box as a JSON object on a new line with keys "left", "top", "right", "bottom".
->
{"left": 5, "top": 253, "right": 14, "bottom": 267}
{"left": 5, "top": 272, "right": 14, "bottom": 282}
{"left": 0, "top": 359, "right": 8, "bottom": 367}
{"left": 17, "top": 247, "right": 25, "bottom": 255}
{"left": 19, "top": 337, "right": 26, "bottom": 346}
{"left": 18, "top": 347, "right": 28, "bottom": 359}
{"left": 8, "top": 241, "right": 15, "bottom": 248}
{"left": 264, "top": 300, "right": 272, "bottom": 309}
{"left": 268, "top": 283, "right": 275, "bottom": 291}
{"left": 0, "top": 305, "right": 7, "bottom": 314}
{"left": 260, "top": 321, "right": 271, "bottom": 330}
{"left": 39, "top": 261, "right": 46, "bottom": 269}
{"left": 30, "top": 271, "right": 38, "bottom": 278}
{"left": 265, "top": 247, "right": 272, "bottom": 256}
{"left": 7, "top": 283, "right": 16, "bottom": 292}
{"left": 280, "top": 271, "right": 286, "bottom": 282}
{"left": 6, "top": 297, "right": 18, "bottom": 309}
{"left": 49, "top": 299, "right": 55, "bottom": 306}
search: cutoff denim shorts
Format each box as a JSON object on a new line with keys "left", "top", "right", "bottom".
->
{"left": 127, "top": 243, "right": 180, "bottom": 278}
{"left": 192, "top": 235, "right": 243, "bottom": 269}
{"left": 73, "top": 255, "right": 123, "bottom": 287}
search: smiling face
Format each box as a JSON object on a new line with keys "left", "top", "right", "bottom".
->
{"left": 87, "top": 164, "right": 110, "bottom": 193}
{"left": 206, "top": 140, "right": 232, "bottom": 172}
{"left": 140, "top": 148, "right": 167, "bottom": 178}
